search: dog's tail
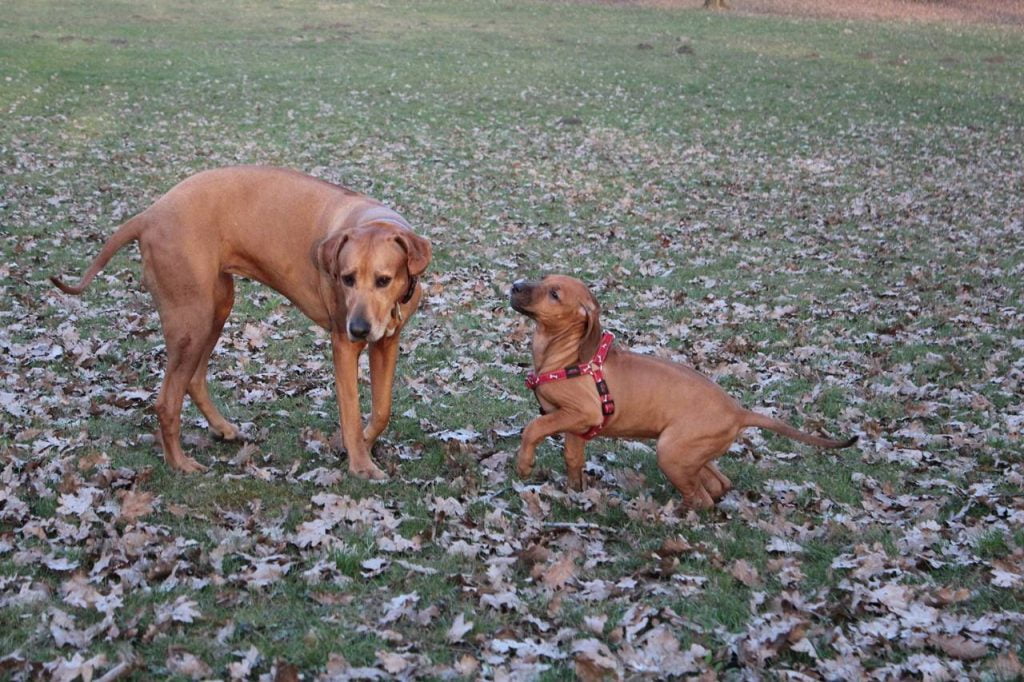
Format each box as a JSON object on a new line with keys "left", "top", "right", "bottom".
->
{"left": 50, "top": 214, "right": 146, "bottom": 295}
{"left": 742, "top": 410, "right": 857, "bottom": 449}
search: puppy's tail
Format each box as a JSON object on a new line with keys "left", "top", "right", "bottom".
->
{"left": 50, "top": 214, "right": 146, "bottom": 295}
{"left": 742, "top": 410, "right": 857, "bottom": 449}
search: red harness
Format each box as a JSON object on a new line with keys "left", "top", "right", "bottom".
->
{"left": 525, "top": 331, "right": 616, "bottom": 441}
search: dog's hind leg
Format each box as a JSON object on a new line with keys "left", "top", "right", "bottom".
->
{"left": 655, "top": 430, "right": 724, "bottom": 510}
{"left": 699, "top": 462, "right": 733, "bottom": 501}
{"left": 142, "top": 240, "right": 217, "bottom": 473}
{"left": 154, "top": 311, "right": 213, "bottom": 473}
{"left": 187, "top": 274, "right": 239, "bottom": 441}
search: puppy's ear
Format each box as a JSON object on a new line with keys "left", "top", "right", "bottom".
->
{"left": 313, "top": 232, "right": 350, "bottom": 278}
{"left": 578, "top": 290, "right": 602, "bottom": 362}
{"left": 393, "top": 230, "right": 432, "bottom": 277}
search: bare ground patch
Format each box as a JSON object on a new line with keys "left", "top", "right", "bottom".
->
{"left": 577, "top": 0, "right": 1024, "bottom": 27}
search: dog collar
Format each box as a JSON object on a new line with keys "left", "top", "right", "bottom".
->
{"left": 525, "top": 331, "right": 615, "bottom": 440}
{"left": 400, "top": 275, "right": 418, "bottom": 305}
{"left": 388, "top": 275, "right": 419, "bottom": 331}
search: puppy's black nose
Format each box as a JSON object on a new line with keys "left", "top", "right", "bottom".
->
{"left": 511, "top": 280, "right": 526, "bottom": 294}
{"left": 348, "top": 316, "right": 370, "bottom": 340}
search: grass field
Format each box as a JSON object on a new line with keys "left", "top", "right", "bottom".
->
{"left": 2, "top": 1, "right": 1023, "bottom": 678}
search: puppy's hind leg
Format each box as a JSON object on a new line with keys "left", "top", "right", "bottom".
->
{"left": 187, "top": 274, "right": 240, "bottom": 441}
{"left": 699, "top": 462, "right": 733, "bottom": 502}
{"left": 655, "top": 429, "right": 720, "bottom": 510}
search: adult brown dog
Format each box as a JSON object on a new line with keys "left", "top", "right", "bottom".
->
{"left": 510, "top": 275, "right": 856, "bottom": 509}
{"left": 51, "top": 166, "right": 431, "bottom": 477}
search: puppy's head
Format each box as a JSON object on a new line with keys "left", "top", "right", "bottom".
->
{"left": 510, "top": 275, "right": 601, "bottom": 359}
{"left": 315, "top": 222, "right": 431, "bottom": 342}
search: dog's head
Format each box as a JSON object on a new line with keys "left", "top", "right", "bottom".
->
{"left": 315, "top": 220, "right": 431, "bottom": 342}
{"left": 510, "top": 275, "right": 601, "bottom": 360}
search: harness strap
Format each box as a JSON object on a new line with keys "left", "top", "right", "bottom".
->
{"left": 525, "top": 331, "right": 615, "bottom": 440}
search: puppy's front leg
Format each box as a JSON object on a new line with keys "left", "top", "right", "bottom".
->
{"left": 516, "top": 409, "right": 597, "bottom": 481}
{"left": 563, "top": 433, "right": 587, "bottom": 491}
{"left": 331, "top": 333, "right": 386, "bottom": 480}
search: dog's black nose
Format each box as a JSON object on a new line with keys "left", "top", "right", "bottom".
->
{"left": 348, "top": 316, "right": 371, "bottom": 340}
{"left": 511, "top": 280, "right": 526, "bottom": 294}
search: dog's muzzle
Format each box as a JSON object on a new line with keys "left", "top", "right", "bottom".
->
{"left": 347, "top": 315, "right": 371, "bottom": 341}
{"left": 510, "top": 280, "right": 534, "bottom": 314}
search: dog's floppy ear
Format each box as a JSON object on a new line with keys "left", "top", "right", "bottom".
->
{"left": 313, "top": 231, "right": 350, "bottom": 278}
{"left": 578, "top": 290, "right": 602, "bottom": 362}
{"left": 393, "top": 230, "right": 432, "bottom": 277}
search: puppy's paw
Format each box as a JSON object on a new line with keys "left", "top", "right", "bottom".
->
{"left": 699, "top": 466, "right": 729, "bottom": 501}
{"left": 515, "top": 452, "right": 535, "bottom": 480}
{"left": 681, "top": 489, "right": 716, "bottom": 511}
{"left": 361, "top": 427, "right": 379, "bottom": 449}
{"left": 210, "top": 422, "right": 241, "bottom": 442}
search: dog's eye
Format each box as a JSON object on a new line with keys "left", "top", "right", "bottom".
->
{"left": 341, "top": 274, "right": 356, "bottom": 287}
{"left": 549, "top": 289, "right": 560, "bottom": 301}
{"left": 375, "top": 276, "right": 392, "bottom": 288}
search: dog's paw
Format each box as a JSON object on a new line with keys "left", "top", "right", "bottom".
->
{"left": 697, "top": 464, "right": 733, "bottom": 502}
{"left": 169, "top": 456, "right": 208, "bottom": 474}
{"left": 351, "top": 463, "right": 388, "bottom": 481}
{"left": 680, "top": 490, "right": 715, "bottom": 511}
{"left": 210, "top": 422, "right": 241, "bottom": 442}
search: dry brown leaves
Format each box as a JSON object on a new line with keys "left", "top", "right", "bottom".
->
{"left": 3, "top": 10, "right": 1023, "bottom": 676}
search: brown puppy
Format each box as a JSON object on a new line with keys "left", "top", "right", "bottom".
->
{"left": 510, "top": 275, "right": 856, "bottom": 509}
{"left": 51, "top": 166, "right": 431, "bottom": 477}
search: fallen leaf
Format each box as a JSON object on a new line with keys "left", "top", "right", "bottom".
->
{"left": 729, "top": 559, "right": 762, "bottom": 587}
{"left": 446, "top": 613, "right": 473, "bottom": 643}
{"left": 453, "top": 654, "right": 479, "bottom": 677}
{"left": 928, "top": 634, "right": 987, "bottom": 661}
{"left": 572, "top": 638, "right": 622, "bottom": 681}
{"left": 273, "top": 660, "right": 300, "bottom": 682}
{"left": 156, "top": 596, "right": 201, "bottom": 625}
{"left": 166, "top": 650, "right": 212, "bottom": 679}
{"left": 990, "top": 650, "right": 1024, "bottom": 679}
{"left": 376, "top": 651, "right": 412, "bottom": 675}
{"left": 541, "top": 552, "right": 578, "bottom": 590}
{"left": 117, "top": 490, "right": 155, "bottom": 522}
{"left": 584, "top": 614, "right": 608, "bottom": 635}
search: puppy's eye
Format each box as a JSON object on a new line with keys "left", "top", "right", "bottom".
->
{"left": 341, "top": 274, "right": 356, "bottom": 287}
{"left": 549, "top": 289, "right": 560, "bottom": 301}
{"left": 375, "top": 276, "right": 392, "bottom": 288}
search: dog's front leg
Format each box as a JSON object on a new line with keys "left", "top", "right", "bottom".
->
{"left": 363, "top": 333, "right": 400, "bottom": 448}
{"left": 516, "top": 410, "right": 595, "bottom": 481}
{"left": 331, "top": 333, "right": 387, "bottom": 480}
{"left": 563, "top": 433, "right": 587, "bottom": 491}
